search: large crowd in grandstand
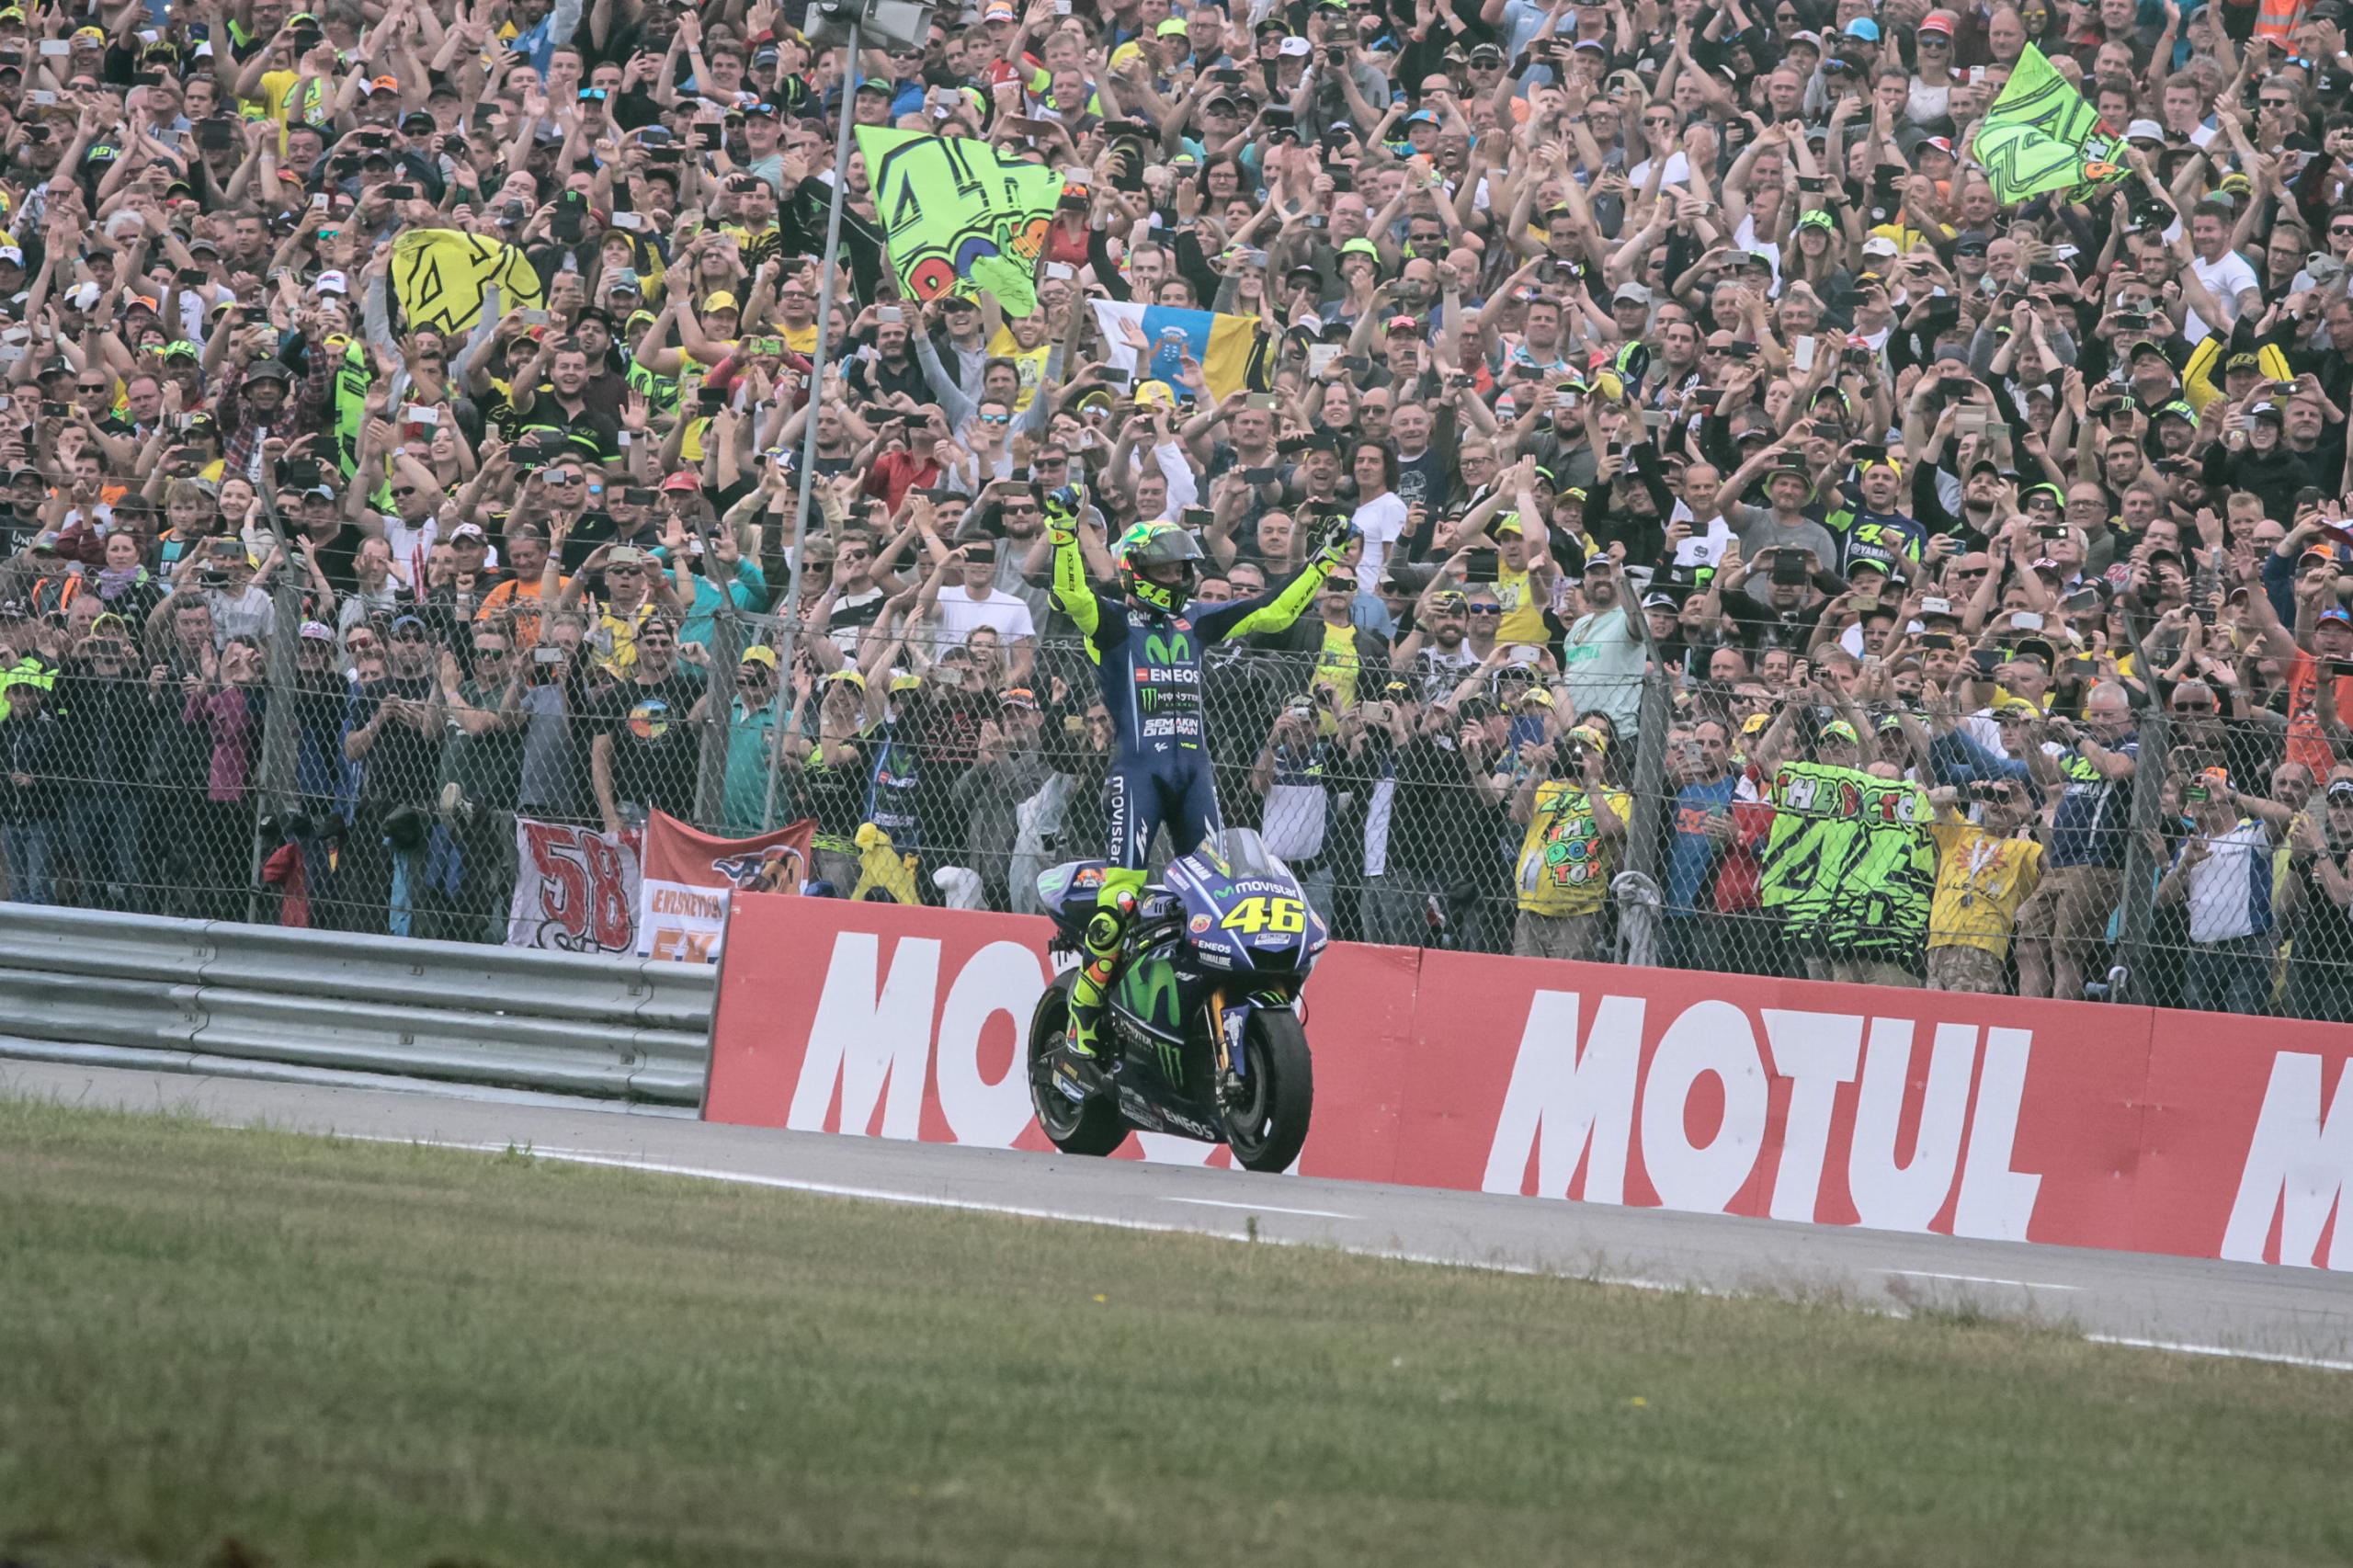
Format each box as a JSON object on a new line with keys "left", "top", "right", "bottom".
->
{"left": 0, "top": 0, "right": 2349, "bottom": 1015}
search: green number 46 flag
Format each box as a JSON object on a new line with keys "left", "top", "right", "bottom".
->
{"left": 855, "top": 127, "right": 1063, "bottom": 316}
{"left": 1972, "top": 44, "right": 2129, "bottom": 208}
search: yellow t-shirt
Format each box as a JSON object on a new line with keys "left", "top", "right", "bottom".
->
{"left": 1513, "top": 782, "right": 1629, "bottom": 917}
{"left": 1495, "top": 561, "right": 1548, "bottom": 647}
{"left": 592, "top": 598, "right": 656, "bottom": 676}
{"left": 1927, "top": 817, "right": 2045, "bottom": 960}
{"left": 984, "top": 325, "right": 1050, "bottom": 411}
{"left": 254, "top": 68, "right": 331, "bottom": 131}
{"left": 779, "top": 321, "right": 818, "bottom": 355}
{"left": 1314, "top": 619, "right": 1361, "bottom": 710}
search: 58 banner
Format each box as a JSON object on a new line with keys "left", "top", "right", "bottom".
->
{"left": 507, "top": 820, "right": 642, "bottom": 954}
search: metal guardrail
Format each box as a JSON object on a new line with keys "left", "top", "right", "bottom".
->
{"left": 0, "top": 907, "right": 714, "bottom": 1108}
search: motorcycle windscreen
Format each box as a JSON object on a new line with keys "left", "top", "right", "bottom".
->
{"left": 1164, "top": 846, "right": 1324, "bottom": 974}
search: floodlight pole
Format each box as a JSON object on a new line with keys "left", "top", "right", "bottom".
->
{"left": 763, "top": 17, "right": 864, "bottom": 832}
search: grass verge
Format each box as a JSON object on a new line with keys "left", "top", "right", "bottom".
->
{"left": 1, "top": 1094, "right": 2348, "bottom": 1568}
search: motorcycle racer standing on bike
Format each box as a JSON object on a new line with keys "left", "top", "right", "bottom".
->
{"left": 1044, "top": 483, "right": 1355, "bottom": 1096}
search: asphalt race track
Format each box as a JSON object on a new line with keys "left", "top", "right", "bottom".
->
{"left": 7, "top": 1060, "right": 2349, "bottom": 1371}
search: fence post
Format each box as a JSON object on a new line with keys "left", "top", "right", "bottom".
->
{"left": 1614, "top": 665, "right": 1673, "bottom": 967}
{"left": 244, "top": 510, "right": 304, "bottom": 926}
{"left": 691, "top": 604, "right": 744, "bottom": 833}
{"left": 2108, "top": 705, "right": 2171, "bottom": 1005}
{"left": 2105, "top": 609, "right": 2171, "bottom": 1005}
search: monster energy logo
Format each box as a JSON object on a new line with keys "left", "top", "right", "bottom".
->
{"left": 1154, "top": 1037, "right": 1185, "bottom": 1086}
{"left": 1144, "top": 630, "right": 1194, "bottom": 666}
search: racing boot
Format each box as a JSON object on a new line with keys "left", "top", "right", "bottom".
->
{"left": 1057, "top": 888, "right": 1134, "bottom": 1101}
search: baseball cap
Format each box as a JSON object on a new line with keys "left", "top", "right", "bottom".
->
{"left": 1820, "top": 719, "right": 1860, "bottom": 744}
{"left": 661, "top": 470, "right": 703, "bottom": 491}
{"left": 1917, "top": 13, "right": 1954, "bottom": 33}
{"left": 1843, "top": 17, "right": 1880, "bottom": 38}
{"left": 1155, "top": 16, "right": 1188, "bottom": 34}
{"left": 314, "top": 270, "right": 348, "bottom": 295}
{"left": 2126, "top": 119, "right": 2165, "bottom": 143}
{"left": 703, "top": 290, "right": 740, "bottom": 312}
{"left": 1277, "top": 35, "right": 1312, "bottom": 55}
{"left": 2319, "top": 607, "right": 2353, "bottom": 628}
{"left": 1641, "top": 591, "right": 1678, "bottom": 610}
{"left": 740, "top": 644, "right": 780, "bottom": 669}
{"left": 1613, "top": 281, "right": 1653, "bottom": 305}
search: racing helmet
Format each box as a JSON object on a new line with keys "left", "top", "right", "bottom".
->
{"left": 1118, "top": 520, "right": 1204, "bottom": 613}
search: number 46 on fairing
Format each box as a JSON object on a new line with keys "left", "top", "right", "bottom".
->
{"left": 1222, "top": 896, "right": 1305, "bottom": 937}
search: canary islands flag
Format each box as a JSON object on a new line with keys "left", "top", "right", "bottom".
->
{"left": 392, "top": 229, "right": 545, "bottom": 335}
{"left": 1089, "top": 299, "right": 1273, "bottom": 403}
{"left": 1972, "top": 44, "right": 2127, "bottom": 207}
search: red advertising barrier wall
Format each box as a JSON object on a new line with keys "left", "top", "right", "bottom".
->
{"left": 704, "top": 895, "right": 2353, "bottom": 1269}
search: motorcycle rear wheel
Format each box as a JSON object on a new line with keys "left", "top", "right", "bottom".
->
{"left": 1027, "top": 969, "right": 1130, "bottom": 1157}
{"left": 1223, "top": 1007, "right": 1313, "bottom": 1174}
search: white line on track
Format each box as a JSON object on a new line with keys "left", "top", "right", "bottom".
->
{"left": 1161, "top": 1196, "right": 1355, "bottom": 1219}
{"left": 1889, "top": 1269, "right": 2083, "bottom": 1291}
{"left": 2083, "top": 1335, "right": 2353, "bottom": 1373}
{"left": 339, "top": 1133, "right": 2348, "bottom": 1374}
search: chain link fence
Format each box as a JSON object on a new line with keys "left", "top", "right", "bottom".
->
{"left": 5, "top": 569, "right": 2349, "bottom": 1024}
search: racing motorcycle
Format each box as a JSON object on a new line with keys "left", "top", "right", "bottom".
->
{"left": 1026, "top": 829, "right": 1322, "bottom": 1173}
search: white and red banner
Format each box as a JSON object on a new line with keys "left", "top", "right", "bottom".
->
{"left": 635, "top": 811, "right": 816, "bottom": 964}
{"left": 705, "top": 897, "right": 2353, "bottom": 1271}
{"left": 507, "top": 819, "right": 642, "bottom": 954}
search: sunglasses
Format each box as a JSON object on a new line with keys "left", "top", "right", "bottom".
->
{"left": 1465, "top": 605, "right": 1503, "bottom": 617}
{"left": 2173, "top": 700, "right": 2215, "bottom": 713}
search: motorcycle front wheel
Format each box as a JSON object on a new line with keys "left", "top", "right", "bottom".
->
{"left": 1027, "top": 968, "right": 1130, "bottom": 1157}
{"left": 1223, "top": 1007, "right": 1313, "bottom": 1174}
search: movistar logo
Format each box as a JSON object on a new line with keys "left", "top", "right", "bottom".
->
{"left": 1144, "top": 630, "right": 1194, "bottom": 666}
{"left": 1119, "top": 956, "right": 1183, "bottom": 1037}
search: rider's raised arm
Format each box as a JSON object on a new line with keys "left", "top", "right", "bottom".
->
{"left": 1193, "top": 520, "right": 1352, "bottom": 643}
{"left": 1045, "top": 485, "right": 1109, "bottom": 642}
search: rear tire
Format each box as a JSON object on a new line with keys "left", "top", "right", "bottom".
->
{"left": 1223, "top": 1007, "right": 1313, "bottom": 1174}
{"left": 1028, "top": 969, "right": 1129, "bottom": 1157}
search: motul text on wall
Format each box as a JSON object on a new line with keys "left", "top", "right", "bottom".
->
{"left": 705, "top": 896, "right": 2353, "bottom": 1272}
